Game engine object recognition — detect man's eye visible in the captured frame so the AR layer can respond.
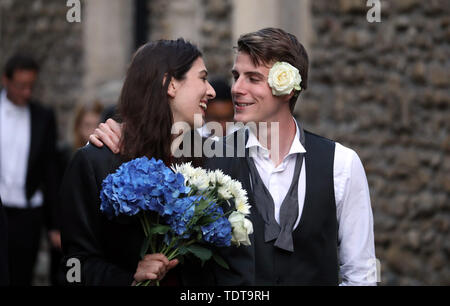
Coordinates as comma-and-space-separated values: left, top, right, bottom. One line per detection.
250, 78, 259, 82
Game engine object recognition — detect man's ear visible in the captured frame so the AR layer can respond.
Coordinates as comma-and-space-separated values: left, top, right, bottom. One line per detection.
166, 76, 178, 98
280, 90, 295, 103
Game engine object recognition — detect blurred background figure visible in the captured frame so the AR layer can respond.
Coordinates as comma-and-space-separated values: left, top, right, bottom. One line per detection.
72, 101, 104, 149
1, 0, 448, 286
52, 100, 104, 285
0, 54, 59, 286
200, 78, 234, 138
0, 196, 9, 286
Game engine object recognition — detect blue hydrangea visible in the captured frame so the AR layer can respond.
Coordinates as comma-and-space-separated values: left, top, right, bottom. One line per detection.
100, 157, 190, 219
164, 196, 198, 237
201, 205, 232, 247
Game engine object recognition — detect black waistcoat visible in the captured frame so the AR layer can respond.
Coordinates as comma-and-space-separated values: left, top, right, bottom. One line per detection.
202, 129, 338, 286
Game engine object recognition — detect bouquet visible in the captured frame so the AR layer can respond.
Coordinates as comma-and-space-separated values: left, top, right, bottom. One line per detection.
99, 157, 253, 286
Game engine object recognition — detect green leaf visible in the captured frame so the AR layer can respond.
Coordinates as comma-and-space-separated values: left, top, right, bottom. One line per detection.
177, 245, 189, 256
198, 215, 216, 226
186, 245, 212, 263
195, 198, 211, 213
149, 224, 171, 235
213, 253, 230, 270
139, 237, 152, 259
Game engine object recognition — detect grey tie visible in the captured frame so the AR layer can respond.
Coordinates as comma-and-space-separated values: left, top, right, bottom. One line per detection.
246, 125, 305, 252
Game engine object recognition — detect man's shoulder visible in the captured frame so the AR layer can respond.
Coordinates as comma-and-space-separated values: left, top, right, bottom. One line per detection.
304, 130, 359, 160
29, 100, 55, 118
304, 129, 335, 146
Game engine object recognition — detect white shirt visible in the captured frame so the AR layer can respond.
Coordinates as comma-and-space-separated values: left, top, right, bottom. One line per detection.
0, 90, 43, 208
197, 122, 241, 140
246, 118, 376, 286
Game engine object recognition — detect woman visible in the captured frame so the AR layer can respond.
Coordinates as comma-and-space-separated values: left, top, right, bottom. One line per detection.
72, 100, 104, 149
60, 39, 215, 285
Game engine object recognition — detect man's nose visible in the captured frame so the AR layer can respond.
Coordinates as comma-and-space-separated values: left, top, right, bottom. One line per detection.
231, 77, 245, 96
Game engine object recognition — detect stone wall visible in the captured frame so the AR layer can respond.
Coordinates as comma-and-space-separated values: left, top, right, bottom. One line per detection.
297, 0, 450, 285
147, 0, 233, 79
0, 0, 83, 141
200, 0, 233, 78
1, 0, 448, 286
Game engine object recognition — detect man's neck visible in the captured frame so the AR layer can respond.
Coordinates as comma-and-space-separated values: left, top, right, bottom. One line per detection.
255, 113, 297, 167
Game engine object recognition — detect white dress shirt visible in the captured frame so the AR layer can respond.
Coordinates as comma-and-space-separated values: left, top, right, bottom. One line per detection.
0, 90, 43, 208
246, 118, 376, 286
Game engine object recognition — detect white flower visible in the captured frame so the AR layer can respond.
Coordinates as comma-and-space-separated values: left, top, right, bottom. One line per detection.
172, 162, 195, 180
207, 171, 217, 186
173, 163, 211, 191
189, 167, 210, 191
218, 185, 232, 200
228, 211, 253, 246
235, 197, 251, 215
268, 61, 302, 96
214, 170, 232, 186
229, 181, 246, 199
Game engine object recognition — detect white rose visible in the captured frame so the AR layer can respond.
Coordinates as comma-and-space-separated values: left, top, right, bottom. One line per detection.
268, 62, 302, 96
228, 211, 253, 246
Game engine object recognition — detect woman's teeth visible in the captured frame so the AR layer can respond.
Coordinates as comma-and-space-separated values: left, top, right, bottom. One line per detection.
200, 102, 207, 110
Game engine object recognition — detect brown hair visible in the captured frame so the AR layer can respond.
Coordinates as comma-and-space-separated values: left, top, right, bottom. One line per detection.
237, 27, 309, 113
118, 39, 202, 165
73, 100, 104, 148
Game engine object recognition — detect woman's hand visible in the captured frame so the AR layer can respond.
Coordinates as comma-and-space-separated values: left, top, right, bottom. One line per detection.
132, 253, 179, 285
89, 118, 122, 153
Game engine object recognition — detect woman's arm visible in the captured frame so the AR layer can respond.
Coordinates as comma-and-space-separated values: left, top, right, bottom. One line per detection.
60, 148, 178, 285
60, 148, 134, 285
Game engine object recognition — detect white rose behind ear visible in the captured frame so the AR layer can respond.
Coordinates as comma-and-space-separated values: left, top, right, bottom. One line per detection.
268, 62, 302, 96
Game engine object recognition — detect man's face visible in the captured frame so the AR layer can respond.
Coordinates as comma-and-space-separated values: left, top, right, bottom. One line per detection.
231, 52, 286, 124
2, 69, 37, 106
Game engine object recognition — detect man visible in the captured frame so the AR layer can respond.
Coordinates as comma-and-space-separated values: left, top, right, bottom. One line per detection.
89, 28, 376, 285
0, 196, 8, 286
0, 54, 59, 285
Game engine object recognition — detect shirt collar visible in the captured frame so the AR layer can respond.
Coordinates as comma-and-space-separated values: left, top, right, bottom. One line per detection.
0, 90, 28, 114
245, 117, 306, 156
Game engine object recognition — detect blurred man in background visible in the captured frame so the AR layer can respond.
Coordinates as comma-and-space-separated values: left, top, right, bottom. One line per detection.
0, 196, 8, 286
0, 54, 59, 285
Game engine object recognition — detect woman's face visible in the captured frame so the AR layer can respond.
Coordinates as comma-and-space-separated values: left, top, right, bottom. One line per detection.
169, 57, 216, 127
79, 111, 101, 144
